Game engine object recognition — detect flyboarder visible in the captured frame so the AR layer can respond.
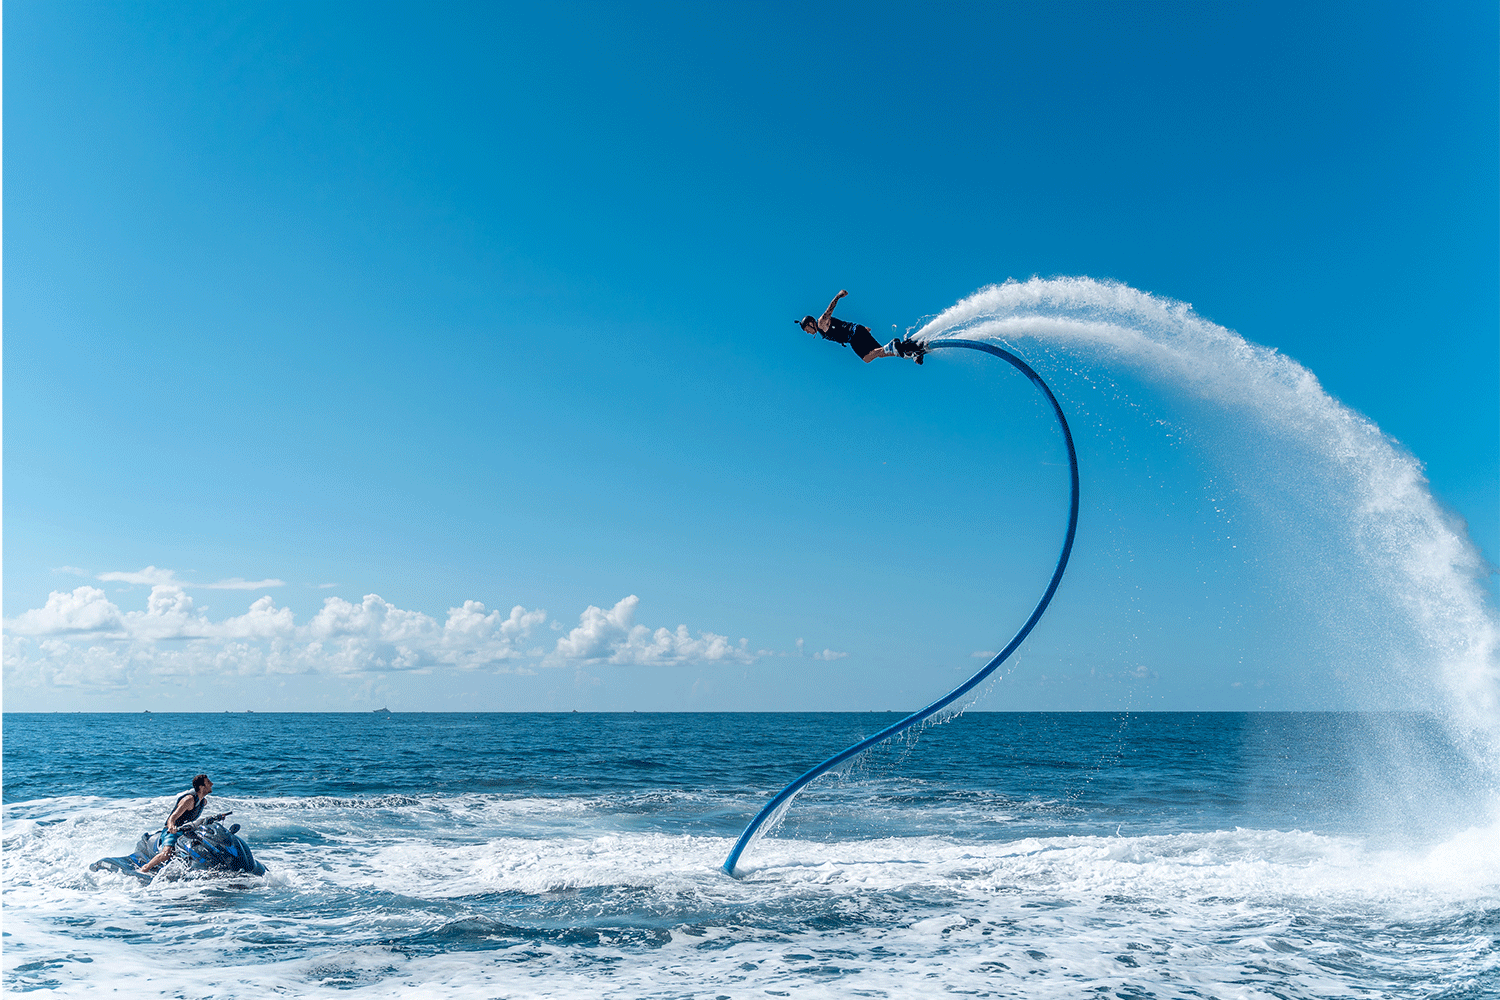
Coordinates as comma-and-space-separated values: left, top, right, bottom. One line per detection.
798, 290, 926, 364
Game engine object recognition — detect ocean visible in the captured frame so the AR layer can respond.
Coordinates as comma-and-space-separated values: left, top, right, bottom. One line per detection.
3, 711, 1497, 998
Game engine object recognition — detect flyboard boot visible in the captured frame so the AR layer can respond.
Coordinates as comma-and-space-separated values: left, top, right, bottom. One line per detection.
889, 338, 928, 364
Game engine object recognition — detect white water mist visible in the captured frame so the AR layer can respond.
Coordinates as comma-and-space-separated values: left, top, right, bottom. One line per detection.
915, 278, 1500, 774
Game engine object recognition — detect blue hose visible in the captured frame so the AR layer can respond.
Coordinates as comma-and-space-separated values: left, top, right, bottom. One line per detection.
722, 339, 1080, 876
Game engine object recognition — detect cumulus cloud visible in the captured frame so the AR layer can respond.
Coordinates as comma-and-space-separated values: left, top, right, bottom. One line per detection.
4, 585, 759, 691
302, 594, 449, 674
811, 648, 849, 661
8, 587, 126, 637
220, 595, 298, 639
127, 585, 212, 639
3, 636, 133, 690
8, 584, 295, 645
549, 596, 754, 666
552, 595, 640, 661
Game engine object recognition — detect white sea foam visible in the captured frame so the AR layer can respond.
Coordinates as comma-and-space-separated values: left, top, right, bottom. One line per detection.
914, 278, 1500, 768
5, 794, 1496, 998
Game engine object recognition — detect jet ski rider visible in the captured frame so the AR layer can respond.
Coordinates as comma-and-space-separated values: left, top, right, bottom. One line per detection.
138, 774, 217, 874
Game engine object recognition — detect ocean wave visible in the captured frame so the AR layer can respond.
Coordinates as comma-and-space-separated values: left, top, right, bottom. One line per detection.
8, 792, 1495, 998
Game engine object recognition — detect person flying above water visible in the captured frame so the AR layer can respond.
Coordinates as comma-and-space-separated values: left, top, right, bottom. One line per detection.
799, 290, 927, 364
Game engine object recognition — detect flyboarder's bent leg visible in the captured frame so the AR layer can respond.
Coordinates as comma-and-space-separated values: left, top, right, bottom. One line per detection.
864, 339, 927, 363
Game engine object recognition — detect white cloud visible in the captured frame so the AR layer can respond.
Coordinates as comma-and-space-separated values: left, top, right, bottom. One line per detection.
811, 648, 848, 661
302, 594, 442, 674
549, 595, 754, 666
4, 585, 759, 692
51, 566, 89, 577
3, 636, 132, 690
552, 595, 639, 661
614, 624, 753, 665
219, 595, 298, 639
97, 566, 180, 587
308, 594, 436, 642
8, 587, 126, 636
126, 585, 212, 639
445, 601, 547, 643
95, 565, 284, 591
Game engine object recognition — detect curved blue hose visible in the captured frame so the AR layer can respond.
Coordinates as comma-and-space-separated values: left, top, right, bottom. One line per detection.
722, 339, 1080, 876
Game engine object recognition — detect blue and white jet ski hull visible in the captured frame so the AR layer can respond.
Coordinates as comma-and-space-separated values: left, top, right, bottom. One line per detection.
90, 820, 267, 880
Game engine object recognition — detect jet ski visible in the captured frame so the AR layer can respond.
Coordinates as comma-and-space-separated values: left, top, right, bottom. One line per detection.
89, 812, 267, 881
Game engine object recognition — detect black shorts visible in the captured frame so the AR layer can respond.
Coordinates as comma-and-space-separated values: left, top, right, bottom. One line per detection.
848, 325, 880, 359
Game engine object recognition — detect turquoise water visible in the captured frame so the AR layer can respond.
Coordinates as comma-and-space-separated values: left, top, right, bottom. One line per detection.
4, 712, 1497, 997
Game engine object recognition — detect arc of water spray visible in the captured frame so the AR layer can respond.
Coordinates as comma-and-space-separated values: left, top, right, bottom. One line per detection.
722, 339, 1081, 876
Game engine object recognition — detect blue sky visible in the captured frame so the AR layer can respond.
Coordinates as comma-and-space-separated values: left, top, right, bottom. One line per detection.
5, 1, 1496, 713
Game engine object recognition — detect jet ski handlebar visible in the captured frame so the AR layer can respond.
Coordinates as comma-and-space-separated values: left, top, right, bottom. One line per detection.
180, 811, 232, 833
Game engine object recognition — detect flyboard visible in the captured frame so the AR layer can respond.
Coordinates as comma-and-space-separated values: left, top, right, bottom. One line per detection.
722, 338, 1080, 876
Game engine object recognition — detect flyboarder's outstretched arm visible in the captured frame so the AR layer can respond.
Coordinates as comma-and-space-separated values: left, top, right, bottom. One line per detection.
817, 289, 848, 333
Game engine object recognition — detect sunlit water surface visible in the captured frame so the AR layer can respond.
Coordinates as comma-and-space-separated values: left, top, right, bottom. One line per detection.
4, 712, 1497, 998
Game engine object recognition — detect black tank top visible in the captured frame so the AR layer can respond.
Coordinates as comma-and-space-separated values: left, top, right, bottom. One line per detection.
818, 316, 857, 345
168, 789, 206, 827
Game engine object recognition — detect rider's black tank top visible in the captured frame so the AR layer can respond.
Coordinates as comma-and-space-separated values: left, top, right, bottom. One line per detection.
168, 790, 206, 827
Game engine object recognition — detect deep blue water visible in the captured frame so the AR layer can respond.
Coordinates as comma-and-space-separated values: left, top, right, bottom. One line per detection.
3, 712, 1496, 998
4, 711, 1487, 837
